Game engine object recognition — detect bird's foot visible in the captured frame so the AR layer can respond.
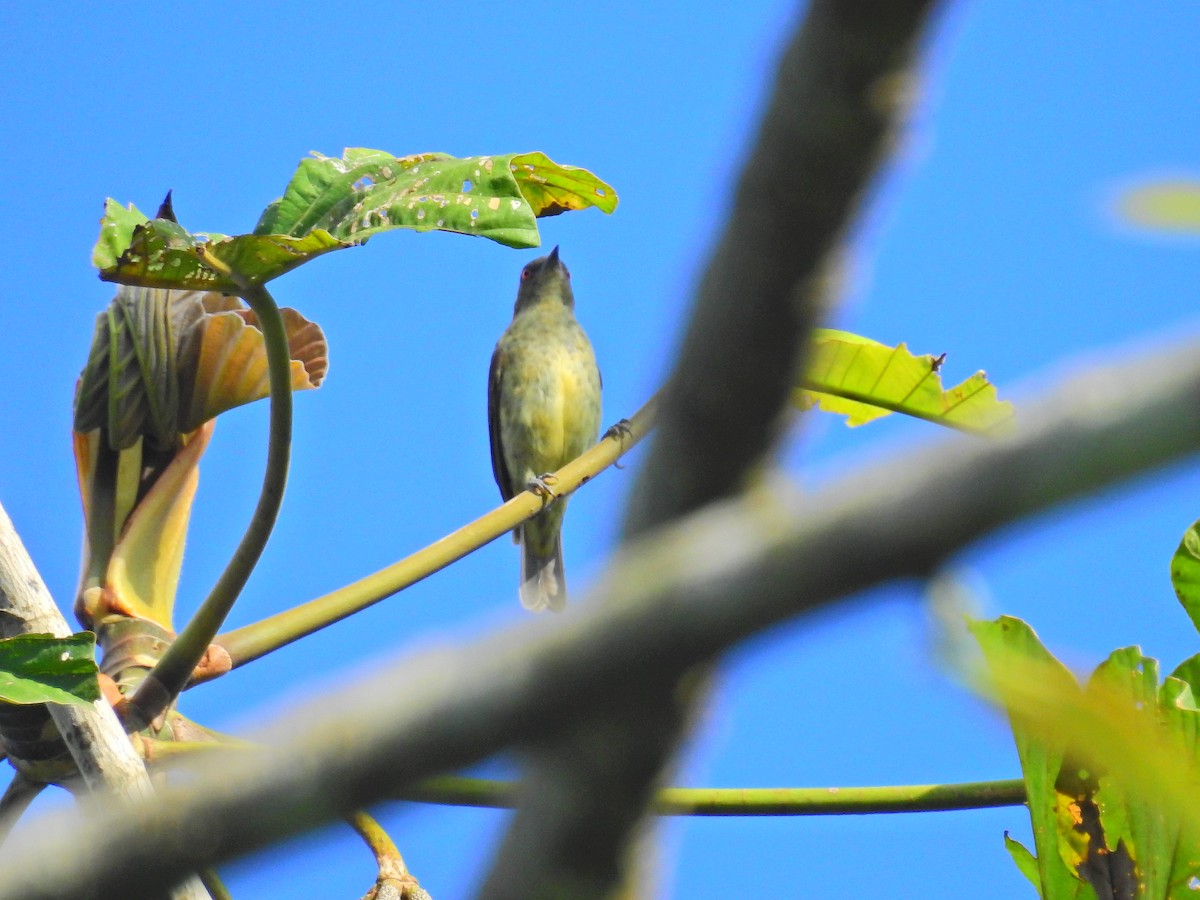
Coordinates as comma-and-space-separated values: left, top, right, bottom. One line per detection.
604, 418, 634, 468
527, 473, 559, 505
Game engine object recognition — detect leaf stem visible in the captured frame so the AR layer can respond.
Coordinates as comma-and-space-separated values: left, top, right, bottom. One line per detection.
128, 248, 293, 725
397, 775, 1027, 815
211, 395, 659, 673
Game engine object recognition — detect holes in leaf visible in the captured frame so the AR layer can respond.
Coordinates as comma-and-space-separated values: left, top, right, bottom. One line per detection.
462, 179, 473, 193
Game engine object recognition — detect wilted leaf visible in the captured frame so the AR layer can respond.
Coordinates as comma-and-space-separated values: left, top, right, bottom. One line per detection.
104, 422, 213, 627
0, 634, 100, 708
181, 301, 327, 430
796, 330, 1014, 435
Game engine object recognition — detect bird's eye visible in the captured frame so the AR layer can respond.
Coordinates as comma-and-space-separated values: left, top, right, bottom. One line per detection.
521, 267, 532, 281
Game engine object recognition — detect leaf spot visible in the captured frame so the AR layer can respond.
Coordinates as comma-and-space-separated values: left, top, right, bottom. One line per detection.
488, 197, 501, 210
511, 199, 522, 210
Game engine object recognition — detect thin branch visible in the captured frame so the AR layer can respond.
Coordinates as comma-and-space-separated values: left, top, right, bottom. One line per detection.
4, 332, 1200, 899
397, 775, 1027, 815
211, 395, 658, 673
128, 262, 294, 726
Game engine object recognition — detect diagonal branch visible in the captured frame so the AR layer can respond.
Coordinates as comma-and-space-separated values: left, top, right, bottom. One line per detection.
211, 395, 658, 672
4, 331, 1200, 899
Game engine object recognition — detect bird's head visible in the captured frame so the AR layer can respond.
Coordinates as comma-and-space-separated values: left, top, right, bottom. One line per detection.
513, 245, 575, 314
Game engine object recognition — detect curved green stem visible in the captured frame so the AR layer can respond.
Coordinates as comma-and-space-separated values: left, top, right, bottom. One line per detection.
128, 250, 293, 725
209, 394, 660, 673
397, 775, 1027, 816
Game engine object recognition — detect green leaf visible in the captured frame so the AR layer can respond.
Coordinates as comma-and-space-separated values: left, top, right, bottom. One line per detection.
969, 616, 1094, 900
797, 329, 1015, 435
0, 634, 100, 708
1118, 181, 1200, 233
256, 148, 618, 249
96, 150, 617, 290
97, 216, 347, 292
1004, 833, 1043, 897
92, 199, 152, 270
1171, 520, 1200, 636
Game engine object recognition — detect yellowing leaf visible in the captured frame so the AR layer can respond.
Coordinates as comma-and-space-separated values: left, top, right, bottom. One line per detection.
509, 151, 618, 217
796, 329, 1014, 435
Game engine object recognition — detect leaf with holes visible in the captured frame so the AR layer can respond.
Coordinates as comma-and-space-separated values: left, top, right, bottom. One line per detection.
255, 148, 617, 249
0, 634, 101, 708
795, 329, 1015, 435
95, 206, 347, 292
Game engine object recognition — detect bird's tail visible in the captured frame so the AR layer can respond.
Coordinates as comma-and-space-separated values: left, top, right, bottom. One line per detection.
519, 530, 566, 612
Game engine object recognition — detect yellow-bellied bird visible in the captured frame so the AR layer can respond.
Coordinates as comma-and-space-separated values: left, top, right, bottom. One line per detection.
489, 246, 602, 611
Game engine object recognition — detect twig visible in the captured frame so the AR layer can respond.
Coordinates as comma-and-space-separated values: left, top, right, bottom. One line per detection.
396, 775, 1027, 815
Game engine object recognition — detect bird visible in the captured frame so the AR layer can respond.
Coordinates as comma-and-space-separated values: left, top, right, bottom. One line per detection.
488, 246, 602, 611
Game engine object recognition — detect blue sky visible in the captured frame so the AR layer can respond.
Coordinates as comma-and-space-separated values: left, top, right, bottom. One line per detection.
2, 2, 1200, 897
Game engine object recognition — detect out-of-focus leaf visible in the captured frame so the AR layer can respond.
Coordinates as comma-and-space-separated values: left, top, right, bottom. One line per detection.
796, 330, 1014, 435
969, 617, 1093, 899
971, 618, 1200, 899
1171, 520, 1200, 636
1118, 181, 1200, 233
255, 148, 617, 249
104, 422, 213, 627
1005, 833, 1043, 896
0, 634, 100, 708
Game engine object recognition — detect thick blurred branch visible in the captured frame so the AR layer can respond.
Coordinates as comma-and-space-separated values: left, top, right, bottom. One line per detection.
482, 0, 943, 895
6, 331, 1200, 899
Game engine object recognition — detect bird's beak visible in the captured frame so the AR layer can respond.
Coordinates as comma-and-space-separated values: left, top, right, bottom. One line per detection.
548, 245, 561, 266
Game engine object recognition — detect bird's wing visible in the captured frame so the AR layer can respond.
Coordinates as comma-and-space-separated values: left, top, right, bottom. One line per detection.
487, 342, 515, 502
